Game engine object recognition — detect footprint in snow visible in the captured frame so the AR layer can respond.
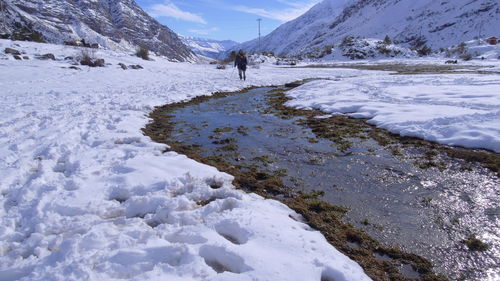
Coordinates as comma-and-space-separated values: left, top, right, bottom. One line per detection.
199, 245, 252, 274
215, 220, 251, 245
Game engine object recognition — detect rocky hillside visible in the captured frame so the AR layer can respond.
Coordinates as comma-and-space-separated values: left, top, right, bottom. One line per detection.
1, 0, 195, 62
233, 0, 499, 56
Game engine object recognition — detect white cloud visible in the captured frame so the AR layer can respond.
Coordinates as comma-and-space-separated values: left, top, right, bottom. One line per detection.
149, 1, 207, 24
188, 27, 220, 35
233, 1, 320, 22
276, 0, 311, 8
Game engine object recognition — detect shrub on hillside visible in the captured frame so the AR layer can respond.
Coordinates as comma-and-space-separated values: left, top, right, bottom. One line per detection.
410, 36, 427, 50
457, 42, 467, 54
324, 45, 333, 55
10, 27, 45, 43
383, 35, 392, 45
445, 42, 469, 58
261, 51, 275, 57
376, 45, 391, 55
136, 46, 149, 60
340, 35, 356, 48
459, 53, 473, 61
417, 45, 432, 56
220, 51, 237, 64
79, 49, 105, 67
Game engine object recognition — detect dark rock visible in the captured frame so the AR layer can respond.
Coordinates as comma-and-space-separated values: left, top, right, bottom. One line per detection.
37, 53, 56, 60
14, 55, 22, 60
129, 64, 143, 70
64, 41, 79, 47
64, 56, 74, 60
90, 43, 99, 49
285, 82, 302, 88
23, 56, 29, 60
81, 58, 105, 67
93, 59, 105, 67
80, 57, 92, 66
69, 66, 81, 70
5, 48, 21, 55
80, 39, 91, 48
118, 63, 128, 70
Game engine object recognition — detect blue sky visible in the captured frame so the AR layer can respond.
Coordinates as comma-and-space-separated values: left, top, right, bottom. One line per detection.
135, 0, 322, 43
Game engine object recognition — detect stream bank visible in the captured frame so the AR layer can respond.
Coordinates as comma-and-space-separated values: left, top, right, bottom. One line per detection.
143, 81, 499, 281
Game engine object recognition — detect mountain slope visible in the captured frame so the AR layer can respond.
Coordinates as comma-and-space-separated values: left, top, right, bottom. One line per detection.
180, 36, 238, 58
234, 0, 500, 56
234, 0, 352, 56
1, 0, 195, 61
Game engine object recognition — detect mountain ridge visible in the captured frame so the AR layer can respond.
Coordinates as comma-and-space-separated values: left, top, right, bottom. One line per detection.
180, 36, 239, 59
1, 0, 196, 62
232, 0, 500, 57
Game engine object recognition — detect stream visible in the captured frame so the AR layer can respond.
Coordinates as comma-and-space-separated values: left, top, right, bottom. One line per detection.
162, 86, 499, 281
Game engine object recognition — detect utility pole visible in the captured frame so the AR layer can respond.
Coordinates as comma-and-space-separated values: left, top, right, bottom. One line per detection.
257, 18, 261, 54
478, 20, 483, 39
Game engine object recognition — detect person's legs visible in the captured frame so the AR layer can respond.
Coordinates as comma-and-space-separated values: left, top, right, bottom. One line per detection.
238, 69, 243, 80
243, 70, 246, 80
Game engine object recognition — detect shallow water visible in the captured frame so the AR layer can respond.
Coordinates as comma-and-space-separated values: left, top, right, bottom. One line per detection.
167, 87, 499, 281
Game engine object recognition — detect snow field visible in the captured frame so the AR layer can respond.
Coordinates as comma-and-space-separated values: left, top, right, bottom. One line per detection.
286, 73, 500, 153
0, 39, 371, 281
1, 38, 498, 281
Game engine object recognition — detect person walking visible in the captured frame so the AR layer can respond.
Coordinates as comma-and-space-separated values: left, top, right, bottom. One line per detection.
234, 50, 248, 80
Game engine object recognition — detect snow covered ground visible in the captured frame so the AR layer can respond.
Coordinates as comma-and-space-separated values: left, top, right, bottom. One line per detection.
286, 70, 500, 153
0, 39, 371, 281
1, 39, 499, 281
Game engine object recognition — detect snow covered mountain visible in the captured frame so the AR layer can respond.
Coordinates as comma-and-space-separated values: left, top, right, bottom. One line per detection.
234, 0, 500, 56
180, 36, 239, 59
1, 0, 195, 61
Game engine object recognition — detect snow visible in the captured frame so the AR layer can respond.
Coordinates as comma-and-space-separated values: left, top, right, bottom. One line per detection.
0, 39, 372, 281
286, 70, 500, 152
2, 38, 499, 281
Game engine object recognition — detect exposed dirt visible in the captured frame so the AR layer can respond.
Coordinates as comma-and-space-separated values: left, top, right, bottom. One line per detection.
296, 63, 500, 75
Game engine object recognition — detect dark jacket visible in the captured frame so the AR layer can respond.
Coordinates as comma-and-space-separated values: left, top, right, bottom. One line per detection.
234, 54, 248, 71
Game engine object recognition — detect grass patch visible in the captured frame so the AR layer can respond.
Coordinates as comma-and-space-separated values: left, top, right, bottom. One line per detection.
360, 219, 371, 226
298, 63, 498, 75
212, 138, 236, 145
298, 190, 325, 199
237, 126, 249, 136
251, 155, 274, 164
308, 137, 319, 143
217, 144, 238, 152
213, 127, 233, 134
463, 235, 489, 251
